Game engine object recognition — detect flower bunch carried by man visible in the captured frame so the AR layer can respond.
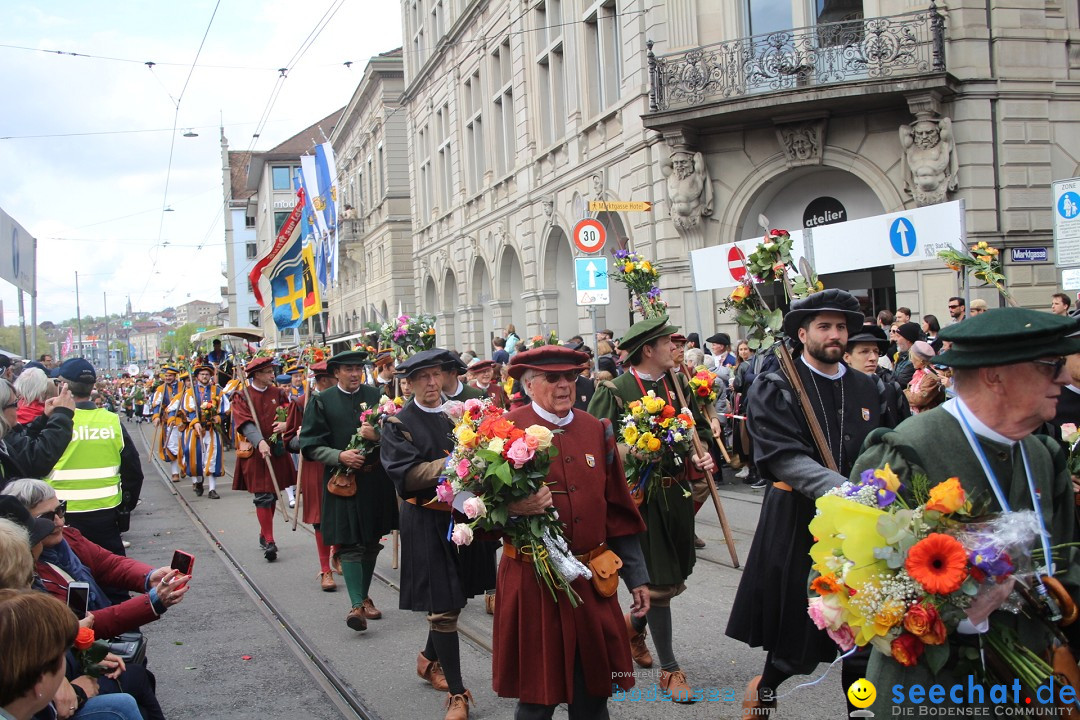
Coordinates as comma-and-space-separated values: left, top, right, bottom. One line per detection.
441, 395, 591, 605
619, 391, 696, 505
380, 313, 438, 358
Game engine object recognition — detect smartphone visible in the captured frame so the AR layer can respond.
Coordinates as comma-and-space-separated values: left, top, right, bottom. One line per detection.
67, 582, 90, 620
171, 550, 195, 576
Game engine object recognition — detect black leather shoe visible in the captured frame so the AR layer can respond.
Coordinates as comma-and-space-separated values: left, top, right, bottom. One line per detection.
193, 481, 204, 497
264, 542, 278, 562
259, 534, 268, 549
208, 490, 220, 499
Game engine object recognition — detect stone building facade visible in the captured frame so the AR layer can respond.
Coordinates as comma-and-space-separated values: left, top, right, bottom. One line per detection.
395, 0, 1080, 347
327, 49, 416, 338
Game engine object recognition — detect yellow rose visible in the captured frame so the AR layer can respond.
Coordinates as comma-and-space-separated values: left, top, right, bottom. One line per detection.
926, 477, 966, 514
873, 599, 907, 634
641, 260, 653, 273
730, 284, 751, 302
455, 426, 478, 448
622, 426, 639, 445
637, 432, 654, 450
524, 425, 554, 451
624, 262, 635, 273
647, 437, 662, 453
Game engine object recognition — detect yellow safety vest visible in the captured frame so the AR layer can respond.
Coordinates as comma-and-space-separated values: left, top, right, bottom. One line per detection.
47, 408, 125, 513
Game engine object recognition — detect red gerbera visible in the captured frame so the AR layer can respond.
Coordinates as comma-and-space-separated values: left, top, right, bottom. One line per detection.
905, 533, 968, 595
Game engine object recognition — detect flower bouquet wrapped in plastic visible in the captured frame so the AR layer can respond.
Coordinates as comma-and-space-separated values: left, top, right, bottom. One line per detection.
618, 390, 695, 505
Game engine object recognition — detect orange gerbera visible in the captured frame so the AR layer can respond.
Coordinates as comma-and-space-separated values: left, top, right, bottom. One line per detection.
905, 533, 968, 595
810, 573, 843, 596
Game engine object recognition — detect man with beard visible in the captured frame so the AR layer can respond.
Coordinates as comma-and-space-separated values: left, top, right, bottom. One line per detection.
380, 349, 497, 720
300, 349, 399, 629
178, 364, 229, 498
588, 315, 716, 703
727, 290, 881, 719
150, 365, 183, 482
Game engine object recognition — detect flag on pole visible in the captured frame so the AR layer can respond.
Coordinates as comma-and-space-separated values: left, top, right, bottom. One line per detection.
250, 188, 305, 307
314, 143, 339, 285
62, 327, 73, 356
294, 170, 326, 290
265, 233, 322, 331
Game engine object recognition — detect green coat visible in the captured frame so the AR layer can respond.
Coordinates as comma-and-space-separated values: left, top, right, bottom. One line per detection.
587, 370, 710, 587
299, 385, 399, 546
850, 404, 1080, 714
449, 383, 485, 401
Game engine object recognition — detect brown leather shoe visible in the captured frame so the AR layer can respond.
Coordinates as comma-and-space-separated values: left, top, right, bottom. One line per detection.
417, 651, 449, 691
443, 690, 472, 720
346, 606, 367, 631
659, 669, 695, 704
319, 572, 336, 592
741, 675, 776, 719
361, 597, 382, 619
625, 613, 653, 668
170, 474, 181, 483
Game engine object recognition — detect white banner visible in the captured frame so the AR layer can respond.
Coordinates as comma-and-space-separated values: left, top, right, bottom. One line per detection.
690, 200, 966, 292
0, 205, 36, 294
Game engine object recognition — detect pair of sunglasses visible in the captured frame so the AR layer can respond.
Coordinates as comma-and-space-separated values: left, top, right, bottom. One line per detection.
37, 500, 67, 521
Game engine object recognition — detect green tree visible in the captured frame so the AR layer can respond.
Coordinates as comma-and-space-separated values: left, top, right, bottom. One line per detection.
0, 327, 52, 357
158, 323, 199, 359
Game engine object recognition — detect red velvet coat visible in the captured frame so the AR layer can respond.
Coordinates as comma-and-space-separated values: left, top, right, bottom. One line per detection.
284, 394, 325, 524
36, 527, 159, 639
231, 384, 296, 493
492, 405, 646, 705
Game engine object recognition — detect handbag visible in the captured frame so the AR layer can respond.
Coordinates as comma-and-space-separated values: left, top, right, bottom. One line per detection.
235, 433, 253, 459
107, 631, 147, 666
327, 471, 357, 497
588, 549, 623, 598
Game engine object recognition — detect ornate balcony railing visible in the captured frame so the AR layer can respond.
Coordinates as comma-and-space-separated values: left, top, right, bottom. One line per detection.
648, 3, 946, 112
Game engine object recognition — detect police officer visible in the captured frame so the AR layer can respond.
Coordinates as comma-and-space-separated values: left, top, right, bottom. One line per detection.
45, 359, 143, 558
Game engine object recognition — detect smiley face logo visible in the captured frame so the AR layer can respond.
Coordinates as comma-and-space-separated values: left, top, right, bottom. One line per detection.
847, 678, 876, 709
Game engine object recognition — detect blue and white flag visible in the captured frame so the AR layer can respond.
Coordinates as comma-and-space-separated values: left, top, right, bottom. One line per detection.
294, 170, 326, 290
314, 142, 339, 285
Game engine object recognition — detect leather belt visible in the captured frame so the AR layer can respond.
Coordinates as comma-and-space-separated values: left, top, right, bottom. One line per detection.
502, 540, 607, 565
773, 481, 793, 492
405, 497, 452, 512
659, 476, 678, 488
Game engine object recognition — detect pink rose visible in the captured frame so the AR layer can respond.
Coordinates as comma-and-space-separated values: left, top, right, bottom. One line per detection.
523, 433, 540, 452
462, 496, 487, 519
827, 624, 856, 651
807, 595, 843, 630
451, 523, 474, 546
435, 481, 455, 504
505, 438, 536, 468
443, 401, 465, 421
455, 458, 471, 479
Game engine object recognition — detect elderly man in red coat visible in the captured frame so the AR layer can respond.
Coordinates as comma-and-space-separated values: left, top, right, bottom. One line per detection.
495, 346, 649, 719
232, 356, 296, 562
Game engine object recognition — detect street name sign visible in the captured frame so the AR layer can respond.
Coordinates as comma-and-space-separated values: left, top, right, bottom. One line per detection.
587, 201, 653, 212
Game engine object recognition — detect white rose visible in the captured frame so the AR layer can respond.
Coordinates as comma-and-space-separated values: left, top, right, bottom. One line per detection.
451, 523, 474, 546
524, 425, 554, 451
487, 437, 505, 454
462, 496, 487, 520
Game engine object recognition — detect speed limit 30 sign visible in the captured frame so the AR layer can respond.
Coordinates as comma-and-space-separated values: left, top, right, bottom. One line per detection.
573, 218, 606, 254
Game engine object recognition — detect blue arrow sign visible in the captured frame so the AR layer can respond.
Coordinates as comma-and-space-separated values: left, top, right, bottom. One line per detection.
889, 217, 917, 257
575, 257, 609, 305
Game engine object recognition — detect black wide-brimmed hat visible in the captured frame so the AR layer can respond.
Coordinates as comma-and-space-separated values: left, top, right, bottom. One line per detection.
935, 307, 1080, 368
781, 289, 864, 339
396, 349, 454, 378
846, 324, 889, 350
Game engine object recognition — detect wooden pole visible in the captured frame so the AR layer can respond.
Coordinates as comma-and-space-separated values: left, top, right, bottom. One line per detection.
238, 382, 292, 522
668, 370, 740, 568
291, 453, 304, 531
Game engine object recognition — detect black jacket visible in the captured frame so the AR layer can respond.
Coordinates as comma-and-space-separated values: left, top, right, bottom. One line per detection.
4, 407, 74, 481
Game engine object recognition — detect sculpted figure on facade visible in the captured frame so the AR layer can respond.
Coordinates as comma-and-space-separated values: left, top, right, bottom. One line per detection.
661, 147, 713, 230
775, 119, 825, 167
900, 116, 958, 206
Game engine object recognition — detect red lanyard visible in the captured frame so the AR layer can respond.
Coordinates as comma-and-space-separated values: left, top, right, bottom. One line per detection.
630, 368, 673, 406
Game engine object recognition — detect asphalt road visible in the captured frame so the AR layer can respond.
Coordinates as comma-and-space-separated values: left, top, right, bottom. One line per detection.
124, 419, 848, 720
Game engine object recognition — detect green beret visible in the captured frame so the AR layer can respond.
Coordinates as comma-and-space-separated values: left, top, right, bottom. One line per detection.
618, 315, 680, 359
326, 349, 369, 366
935, 307, 1080, 368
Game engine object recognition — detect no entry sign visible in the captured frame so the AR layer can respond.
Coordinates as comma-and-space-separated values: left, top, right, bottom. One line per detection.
573, 218, 606, 254
728, 245, 747, 282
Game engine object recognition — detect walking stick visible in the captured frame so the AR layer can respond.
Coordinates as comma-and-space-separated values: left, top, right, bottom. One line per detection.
668, 370, 740, 568
291, 453, 304, 531
238, 382, 292, 522
392, 528, 400, 570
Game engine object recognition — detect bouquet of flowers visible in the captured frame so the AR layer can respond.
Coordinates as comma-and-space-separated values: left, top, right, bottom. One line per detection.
1058, 423, 1080, 479
808, 466, 1063, 690
687, 368, 719, 405
938, 241, 1011, 304
267, 406, 289, 445
439, 397, 591, 606
73, 627, 111, 678
619, 390, 696, 504
528, 331, 560, 350
380, 314, 438, 357
198, 400, 220, 430
610, 249, 667, 319
352, 395, 405, 456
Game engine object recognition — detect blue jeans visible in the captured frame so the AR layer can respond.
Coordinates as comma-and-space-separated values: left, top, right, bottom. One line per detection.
73, 694, 141, 720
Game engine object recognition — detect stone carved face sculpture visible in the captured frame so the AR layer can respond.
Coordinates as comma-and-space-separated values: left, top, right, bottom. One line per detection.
913, 121, 940, 149
788, 132, 815, 160
541, 199, 553, 218
671, 153, 694, 180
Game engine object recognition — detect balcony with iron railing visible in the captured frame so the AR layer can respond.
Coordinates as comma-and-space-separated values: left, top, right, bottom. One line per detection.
644, 3, 951, 131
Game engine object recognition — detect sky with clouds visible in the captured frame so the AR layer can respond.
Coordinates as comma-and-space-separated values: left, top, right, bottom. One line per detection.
0, 0, 403, 326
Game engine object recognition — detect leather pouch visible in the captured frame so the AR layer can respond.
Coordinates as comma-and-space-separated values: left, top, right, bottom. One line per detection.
589, 549, 622, 598
235, 433, 254, 459
327, 471, 357, 497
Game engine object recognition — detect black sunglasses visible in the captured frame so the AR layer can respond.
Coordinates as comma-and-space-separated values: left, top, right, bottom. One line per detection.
1031, 357, 1067, 376
37, 500, 66, 521
541, 371, 579, 384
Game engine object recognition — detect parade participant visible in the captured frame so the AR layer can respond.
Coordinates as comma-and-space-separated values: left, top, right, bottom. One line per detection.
300, 349, 399, 627
149, 365, 183, 482
442, 356, 484, 401
587, 315, 716, 702
178, 364, 229, 499
726, 290, 880, 719
380, 349, 497, 720
46, 359, 143, 559
373, 348, 398, 397
850, 307, 1080, 715
466, 360, 507, 408
843, 324, 909, 428
284, 361, 337, 590
206, 339, 227, 371
231, 356, 296, 562
495, 346, 649, 719
286, 362, 306, 403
